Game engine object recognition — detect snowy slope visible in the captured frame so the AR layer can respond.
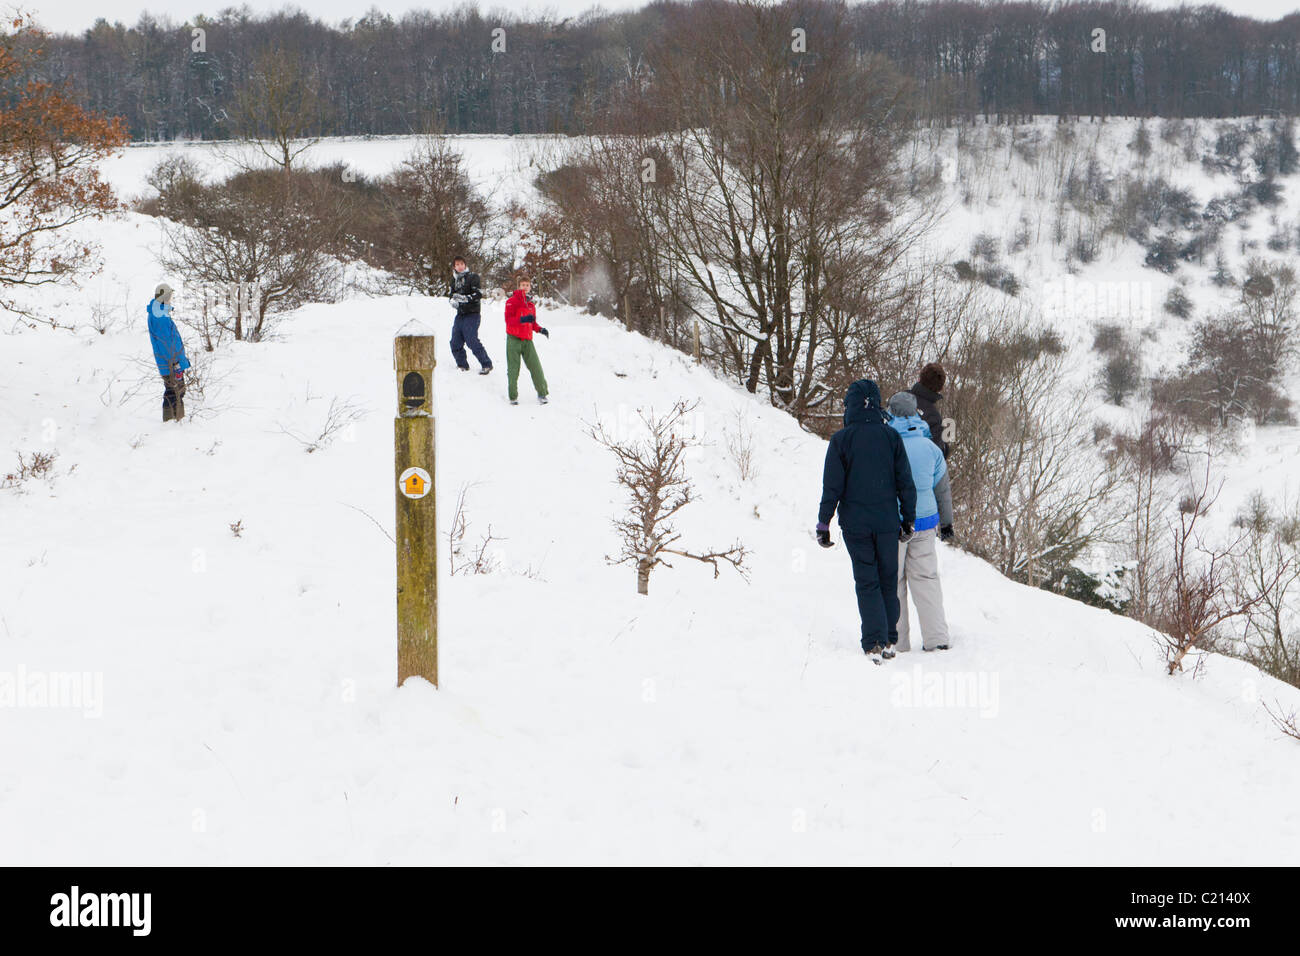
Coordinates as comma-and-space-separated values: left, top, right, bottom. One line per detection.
101, 134, 548, 206
913, 117, 1300, 527
4, 206, 1300, 864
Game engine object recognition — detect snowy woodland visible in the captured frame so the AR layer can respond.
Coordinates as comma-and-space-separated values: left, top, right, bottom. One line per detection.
4, 1, 1300, 866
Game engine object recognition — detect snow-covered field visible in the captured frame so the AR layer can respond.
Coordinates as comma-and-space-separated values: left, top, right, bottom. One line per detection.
3, 124, 1300, 865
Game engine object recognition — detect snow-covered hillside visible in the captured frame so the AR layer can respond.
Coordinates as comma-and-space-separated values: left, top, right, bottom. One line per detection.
4, 123, 1300, 864
914, 117, 1300, 524
4, 200, 1300, 864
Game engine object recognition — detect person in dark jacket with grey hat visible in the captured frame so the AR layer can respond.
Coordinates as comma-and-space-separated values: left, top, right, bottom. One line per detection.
909, 362, 950, 459
816, 379, 917, 663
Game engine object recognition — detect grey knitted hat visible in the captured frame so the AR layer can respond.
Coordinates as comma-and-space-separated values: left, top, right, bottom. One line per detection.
887, 391, 918, 418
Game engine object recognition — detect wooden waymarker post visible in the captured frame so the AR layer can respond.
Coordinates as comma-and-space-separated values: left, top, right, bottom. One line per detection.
394, 331, 437, 687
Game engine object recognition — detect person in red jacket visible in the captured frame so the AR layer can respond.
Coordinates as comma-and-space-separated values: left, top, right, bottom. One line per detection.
503, 276, 550, 405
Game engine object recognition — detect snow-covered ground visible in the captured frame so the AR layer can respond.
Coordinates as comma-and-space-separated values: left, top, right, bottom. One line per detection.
3, 124, 1300, 864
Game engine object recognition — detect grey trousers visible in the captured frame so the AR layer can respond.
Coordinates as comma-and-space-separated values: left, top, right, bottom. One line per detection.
896, 527, 950, 651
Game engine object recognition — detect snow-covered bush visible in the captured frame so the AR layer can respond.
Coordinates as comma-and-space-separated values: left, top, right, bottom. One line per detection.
1164, 286, 1193, 319
147, 163, 343, 341
1152, 314, 1293, 427
1144, 234, 1180, 274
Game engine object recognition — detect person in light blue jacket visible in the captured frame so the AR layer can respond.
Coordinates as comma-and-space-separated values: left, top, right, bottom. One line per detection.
147, 283, 190, 421
887, 390, 954, 652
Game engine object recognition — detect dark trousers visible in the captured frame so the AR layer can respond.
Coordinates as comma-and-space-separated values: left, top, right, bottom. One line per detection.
842, 530, 901, 651
162, 374, 185, 422
450, 314, 492, 369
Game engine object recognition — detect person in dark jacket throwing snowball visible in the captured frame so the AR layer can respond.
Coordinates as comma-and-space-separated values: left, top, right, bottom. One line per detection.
147, 283, 190, 422
817, 379, 917, 664
448, 255, 493, 374
503, 275, 550, 406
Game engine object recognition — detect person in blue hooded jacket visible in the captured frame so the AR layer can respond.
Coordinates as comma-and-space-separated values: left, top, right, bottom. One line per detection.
816, 379, 917, 662
147, 283, 190, 421
887, 391, 954, 652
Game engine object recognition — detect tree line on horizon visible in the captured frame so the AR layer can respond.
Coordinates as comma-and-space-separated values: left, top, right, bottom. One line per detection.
34, 0, 1300, 142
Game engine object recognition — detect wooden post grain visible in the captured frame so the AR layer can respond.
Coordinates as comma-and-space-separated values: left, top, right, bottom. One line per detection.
394, 333, 438, 687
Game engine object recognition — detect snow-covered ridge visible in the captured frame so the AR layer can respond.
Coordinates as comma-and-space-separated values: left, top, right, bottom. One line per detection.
2, 124, 1299, 864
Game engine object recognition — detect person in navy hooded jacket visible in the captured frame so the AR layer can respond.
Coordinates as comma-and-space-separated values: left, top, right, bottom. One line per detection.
147, 283, 190, 421
816, 379, 917, 663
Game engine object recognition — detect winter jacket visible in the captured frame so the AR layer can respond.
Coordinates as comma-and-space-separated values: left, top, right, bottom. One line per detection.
147, 299, 191, 377
504, 289, 540, 340
909, 381, 949, 458
819, 379, 917, 534
449, 269, 482, 317
888, 414, 952, 532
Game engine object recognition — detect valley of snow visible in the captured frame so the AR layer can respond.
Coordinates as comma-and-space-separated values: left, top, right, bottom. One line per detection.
3, 122, 1300, 864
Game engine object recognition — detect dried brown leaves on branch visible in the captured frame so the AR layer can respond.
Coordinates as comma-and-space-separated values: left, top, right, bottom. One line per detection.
0, 17, 127, 302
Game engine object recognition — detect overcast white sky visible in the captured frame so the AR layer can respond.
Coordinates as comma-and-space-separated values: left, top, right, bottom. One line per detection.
28, 0, 1300, 35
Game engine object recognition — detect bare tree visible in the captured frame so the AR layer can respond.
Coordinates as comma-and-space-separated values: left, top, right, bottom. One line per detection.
1153, 312, 1293, 427
1106, 412, 1191, 624
363, 136, 503, 296
947, 318, 1122, 588
1232, 495, 1300, 687
630, 0, 927, 418
1239, 257, 1298, 372
226, 47, 328, 176
589, 400, 747, 595
1150, 463, 1290, 675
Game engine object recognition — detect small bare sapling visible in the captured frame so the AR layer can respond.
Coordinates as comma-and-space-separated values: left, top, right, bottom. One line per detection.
589, 400, 747, 595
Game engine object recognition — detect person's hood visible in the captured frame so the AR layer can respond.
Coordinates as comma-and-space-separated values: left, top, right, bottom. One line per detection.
843, 379, 884, 426
911, 381, 942, 403
888, 413, 932, 438
147, 299, 171, 319
509, 288, 529, 300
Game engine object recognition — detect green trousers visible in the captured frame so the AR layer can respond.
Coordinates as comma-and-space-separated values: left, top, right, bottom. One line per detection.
506, 336, 548, 401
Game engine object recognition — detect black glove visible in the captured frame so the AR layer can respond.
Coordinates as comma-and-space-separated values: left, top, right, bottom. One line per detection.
939, 524, 955, 543
538, 327, 550, 338
899, 521, 914, 542
816, 528, 834, 549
